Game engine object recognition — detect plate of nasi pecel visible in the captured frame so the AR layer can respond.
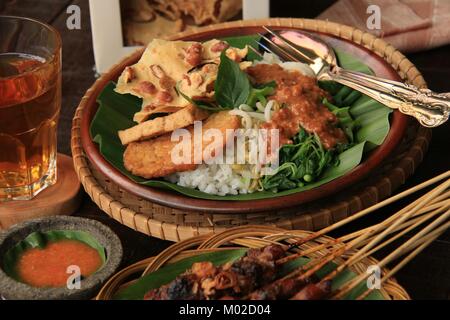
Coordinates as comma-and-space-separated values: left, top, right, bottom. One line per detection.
79, 21, 409, 214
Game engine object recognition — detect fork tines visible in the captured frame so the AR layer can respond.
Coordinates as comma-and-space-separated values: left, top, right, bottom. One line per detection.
258, 26, 315, 64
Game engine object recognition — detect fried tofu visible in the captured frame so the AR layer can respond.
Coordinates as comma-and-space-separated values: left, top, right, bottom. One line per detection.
118, 105, 210, 145
133, 105, 181, 124
124, 111, 240, 179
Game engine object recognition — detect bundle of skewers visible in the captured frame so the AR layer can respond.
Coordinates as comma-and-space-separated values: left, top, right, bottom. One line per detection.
97, 171, 450, 300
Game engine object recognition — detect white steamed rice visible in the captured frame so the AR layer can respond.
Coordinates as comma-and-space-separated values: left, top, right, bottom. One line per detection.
166, 164, 254, 196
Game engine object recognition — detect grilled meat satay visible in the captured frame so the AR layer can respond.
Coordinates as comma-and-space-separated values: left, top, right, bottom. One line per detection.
215, 245, 285, 296
248, 277, 310, 300
290, 280, 332, 300
144, 273, 201, 300
218, 278, 331, 301
144, 244, 286, 300
144, 261, 217, 300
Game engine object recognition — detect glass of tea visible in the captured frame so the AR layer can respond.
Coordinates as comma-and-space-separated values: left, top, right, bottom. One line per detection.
0, 16, 62, 201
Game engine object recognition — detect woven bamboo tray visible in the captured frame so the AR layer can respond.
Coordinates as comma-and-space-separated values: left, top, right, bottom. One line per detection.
71, 18, 431, 241
95, 226, 410, 300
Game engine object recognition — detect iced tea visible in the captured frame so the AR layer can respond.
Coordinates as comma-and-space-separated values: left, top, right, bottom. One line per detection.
0, 17, 61, 201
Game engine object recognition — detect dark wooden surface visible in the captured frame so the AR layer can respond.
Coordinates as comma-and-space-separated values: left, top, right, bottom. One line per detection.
1, 0, 449, 299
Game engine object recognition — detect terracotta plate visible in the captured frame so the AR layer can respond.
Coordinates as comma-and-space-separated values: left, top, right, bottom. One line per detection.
80, 26, 408, 214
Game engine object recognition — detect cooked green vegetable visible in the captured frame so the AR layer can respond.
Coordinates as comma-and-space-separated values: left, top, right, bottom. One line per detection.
323, 96, 357, 143
245, 81, 276, 108
262, 85, 361, 193
262, 129, 342, 192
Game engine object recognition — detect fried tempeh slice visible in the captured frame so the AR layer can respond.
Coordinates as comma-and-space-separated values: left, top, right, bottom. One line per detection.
124, 111, 240, 179
118, 105, 210, 145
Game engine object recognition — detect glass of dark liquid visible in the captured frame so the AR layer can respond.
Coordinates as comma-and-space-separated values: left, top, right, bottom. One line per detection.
0, 16, 61, 201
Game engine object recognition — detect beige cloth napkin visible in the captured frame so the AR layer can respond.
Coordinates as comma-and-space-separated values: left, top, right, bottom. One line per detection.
318, 0, 450, 52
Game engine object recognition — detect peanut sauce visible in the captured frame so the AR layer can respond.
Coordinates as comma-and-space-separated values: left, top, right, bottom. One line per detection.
246, 64, 346, 149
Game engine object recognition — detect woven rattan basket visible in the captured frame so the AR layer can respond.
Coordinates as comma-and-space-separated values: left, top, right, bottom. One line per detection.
71, 18, 431, 241
95, 225, 410, 300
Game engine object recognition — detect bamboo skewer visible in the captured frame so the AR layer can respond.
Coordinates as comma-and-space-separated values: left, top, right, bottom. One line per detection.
113, 174, 450, 301
277, 176, 450, 263
351, 221, 450, 300
331, 207, 450, 299
356, 221, 450, 300
243, 210, 449, 301
346, 202, 450, 266
274, 175, 450, 300
289, 171, 450, 249
383, 222, 450, 277
285, 199, 442, 281
330, 179, 450, 272
277, 196, 450, 266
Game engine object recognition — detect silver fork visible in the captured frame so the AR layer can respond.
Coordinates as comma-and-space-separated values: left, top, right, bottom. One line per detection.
251, 26, 450, 128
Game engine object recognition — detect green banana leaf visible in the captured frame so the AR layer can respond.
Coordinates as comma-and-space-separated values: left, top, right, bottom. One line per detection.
2, 230, 106, 282
90, 35, 392, 200
114, 248, 384, 300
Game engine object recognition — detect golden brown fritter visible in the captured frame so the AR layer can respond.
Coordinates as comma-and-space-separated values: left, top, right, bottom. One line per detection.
118, 105, 210, 145
123, 111, 240, 179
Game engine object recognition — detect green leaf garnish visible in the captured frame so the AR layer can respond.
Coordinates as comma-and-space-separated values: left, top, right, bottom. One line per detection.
214, 51, 251, 109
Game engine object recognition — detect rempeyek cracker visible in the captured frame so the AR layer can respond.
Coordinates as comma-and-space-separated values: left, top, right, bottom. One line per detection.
115, 39, 248, 123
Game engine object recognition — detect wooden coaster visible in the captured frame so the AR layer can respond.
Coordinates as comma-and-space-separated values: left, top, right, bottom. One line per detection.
0, 154, 82, 230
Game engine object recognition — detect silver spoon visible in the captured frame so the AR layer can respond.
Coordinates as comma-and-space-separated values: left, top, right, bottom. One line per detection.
259, 27, 450, 128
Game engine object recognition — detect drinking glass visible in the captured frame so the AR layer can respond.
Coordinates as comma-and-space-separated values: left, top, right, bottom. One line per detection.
0, 16, 62, 201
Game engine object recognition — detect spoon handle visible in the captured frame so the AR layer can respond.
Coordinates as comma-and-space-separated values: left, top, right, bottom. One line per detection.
322, 66, 450, 127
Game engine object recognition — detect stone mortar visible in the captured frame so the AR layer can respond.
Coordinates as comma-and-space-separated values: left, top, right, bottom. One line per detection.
0, 216, 123, 300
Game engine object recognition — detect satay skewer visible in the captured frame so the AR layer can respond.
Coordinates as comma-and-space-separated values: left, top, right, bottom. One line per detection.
331, 209, 450, 299
248, 188, 449, 296
285, 171, 450, 250
356, 223, 448, 300
273, 182, 450, 300
143, 175, 450, 301
276, 194, 450, 266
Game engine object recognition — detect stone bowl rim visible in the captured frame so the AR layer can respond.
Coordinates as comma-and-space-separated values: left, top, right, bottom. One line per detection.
0, 216, 123, 300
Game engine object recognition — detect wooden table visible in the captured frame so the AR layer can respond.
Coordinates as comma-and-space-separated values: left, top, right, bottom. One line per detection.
2, 0, 449, 299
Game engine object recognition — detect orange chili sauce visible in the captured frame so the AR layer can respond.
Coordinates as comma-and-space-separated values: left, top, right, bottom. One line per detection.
16, 239, 103, 288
